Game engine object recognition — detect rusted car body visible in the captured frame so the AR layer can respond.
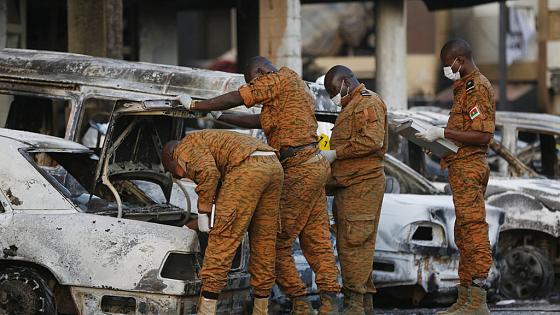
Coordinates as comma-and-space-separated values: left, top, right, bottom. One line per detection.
0, 48, 254, 144
0, 101, 255, 314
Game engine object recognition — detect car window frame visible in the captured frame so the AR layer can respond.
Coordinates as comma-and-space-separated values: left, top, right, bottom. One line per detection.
0, 89, 79, 139
514, 127, 559, 178
0, 189, 12, 213
18, 148, 80, 204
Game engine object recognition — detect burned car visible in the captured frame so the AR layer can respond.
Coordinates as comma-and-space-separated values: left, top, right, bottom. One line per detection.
0, 48, 256, 146
390, 110, 560, 299
493, 111, 560, 180
0, 100, 253, 314
408, 107, 560, 179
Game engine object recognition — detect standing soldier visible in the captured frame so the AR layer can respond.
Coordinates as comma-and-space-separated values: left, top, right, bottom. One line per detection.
179, 56, 341, 315
415, 38, 494, 315
323, 66, 388, 315
161, 130, 284, 315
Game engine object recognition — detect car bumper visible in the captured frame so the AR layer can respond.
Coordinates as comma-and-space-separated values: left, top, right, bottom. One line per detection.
373, 250, 499, 294
71, 286, 250, 315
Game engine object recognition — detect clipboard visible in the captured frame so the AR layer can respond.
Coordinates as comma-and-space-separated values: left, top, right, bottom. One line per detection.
395, 119, 459, 158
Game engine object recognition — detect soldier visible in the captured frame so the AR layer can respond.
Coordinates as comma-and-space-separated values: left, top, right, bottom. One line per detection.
179, 56, 341, 315
161, 130, 284, 315
415, 39, 494, 315
322, 66, 388, 315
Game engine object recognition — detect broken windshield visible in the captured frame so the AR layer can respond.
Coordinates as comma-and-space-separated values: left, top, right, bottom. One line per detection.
23, 150, 188, 223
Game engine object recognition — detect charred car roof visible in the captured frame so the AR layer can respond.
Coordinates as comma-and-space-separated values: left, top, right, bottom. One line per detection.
0, 48, 245, 100
0, 128, 90, 152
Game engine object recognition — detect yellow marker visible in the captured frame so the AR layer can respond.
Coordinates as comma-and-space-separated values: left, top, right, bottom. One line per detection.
318, 133, 330, 150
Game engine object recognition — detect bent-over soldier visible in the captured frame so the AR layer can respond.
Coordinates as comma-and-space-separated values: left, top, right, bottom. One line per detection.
161, 130, 283, 315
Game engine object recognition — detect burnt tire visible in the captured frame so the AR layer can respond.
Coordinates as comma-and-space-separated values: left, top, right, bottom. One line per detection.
498, 245, 554, 299
0, 266, 56, 315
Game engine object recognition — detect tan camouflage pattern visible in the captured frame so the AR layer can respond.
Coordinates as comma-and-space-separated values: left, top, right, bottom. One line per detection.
443, 70, 495, 285
448, 158, 492, 285
238, 66, 339, 297
329, 84, 387, 295
442, 69, 495, 168
238, 67, 319, 151
173, 130, 274, 213
333, 175, 384, 295
275, 155, 341, 297
330, 84, 388, 187
200, 154, 284, 297
171, 130, 283, 296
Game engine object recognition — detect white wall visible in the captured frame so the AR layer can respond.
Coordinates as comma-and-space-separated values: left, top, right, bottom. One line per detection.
449, 0, 538, 65
138, 3, 178, 65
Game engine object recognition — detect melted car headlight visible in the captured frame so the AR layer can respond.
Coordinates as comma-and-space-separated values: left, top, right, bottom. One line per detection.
407, 222, 447, 249
160, 252, 198, 281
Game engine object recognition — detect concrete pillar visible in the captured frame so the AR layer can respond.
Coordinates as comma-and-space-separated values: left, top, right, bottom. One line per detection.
0, 0, 6, 48
375, 0, 407, 110
67, 0, 123, 59
259, 0, 302, 74
538, 0, 551, 113
0, 0, 8, 128
138, 2, 177, 65
237, 1, 259, 72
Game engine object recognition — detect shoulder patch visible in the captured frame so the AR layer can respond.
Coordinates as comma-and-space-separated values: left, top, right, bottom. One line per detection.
360, 90, 372, 97
466, 79, 475, 93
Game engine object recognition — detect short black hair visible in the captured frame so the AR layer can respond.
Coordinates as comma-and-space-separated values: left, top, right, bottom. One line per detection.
440, 38, 473, 60
325, 65, 355, 83
324, 65, 358, 92
245, 56, 274, 76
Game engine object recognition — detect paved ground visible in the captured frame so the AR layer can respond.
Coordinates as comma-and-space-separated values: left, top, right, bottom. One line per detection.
377, 300, 560, 314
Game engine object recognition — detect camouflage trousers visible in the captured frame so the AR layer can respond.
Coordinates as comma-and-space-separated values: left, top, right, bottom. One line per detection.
200, 155, 284, 297
333, 172, 384, 295
275, 155, 341, 297
448, 157, 492, 286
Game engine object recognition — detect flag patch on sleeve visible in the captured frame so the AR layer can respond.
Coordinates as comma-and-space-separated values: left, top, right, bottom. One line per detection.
469, 106, 480, 120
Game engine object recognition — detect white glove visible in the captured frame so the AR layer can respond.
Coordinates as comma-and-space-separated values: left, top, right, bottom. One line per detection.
320, 150, 337, 164
206, 111, 222, 120
177, 94, 195, 110
415, 127, 445, 142
198, 213, 210, 233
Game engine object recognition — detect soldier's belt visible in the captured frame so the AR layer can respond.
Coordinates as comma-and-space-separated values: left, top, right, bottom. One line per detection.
279, 142, 318, 161
250, 151, 276, 156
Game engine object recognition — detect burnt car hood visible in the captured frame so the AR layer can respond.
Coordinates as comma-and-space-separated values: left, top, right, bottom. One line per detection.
375, 194, 504, 254
487, 178, 560, 212
94, 99, 192, 200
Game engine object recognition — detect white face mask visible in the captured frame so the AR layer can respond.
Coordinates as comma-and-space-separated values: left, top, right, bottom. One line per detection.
443, 58, 461, 81
331, 80, 349, 106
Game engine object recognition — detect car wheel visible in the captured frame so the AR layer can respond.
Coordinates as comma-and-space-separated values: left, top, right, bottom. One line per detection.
0, 266, 56, 315
498, 245, 554, 299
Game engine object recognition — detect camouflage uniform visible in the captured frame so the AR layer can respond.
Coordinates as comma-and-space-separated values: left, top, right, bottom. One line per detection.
239, 67, 340, 297
173, 130, 284, 297
442, 69, 495, 286
330, 84, 388, 296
